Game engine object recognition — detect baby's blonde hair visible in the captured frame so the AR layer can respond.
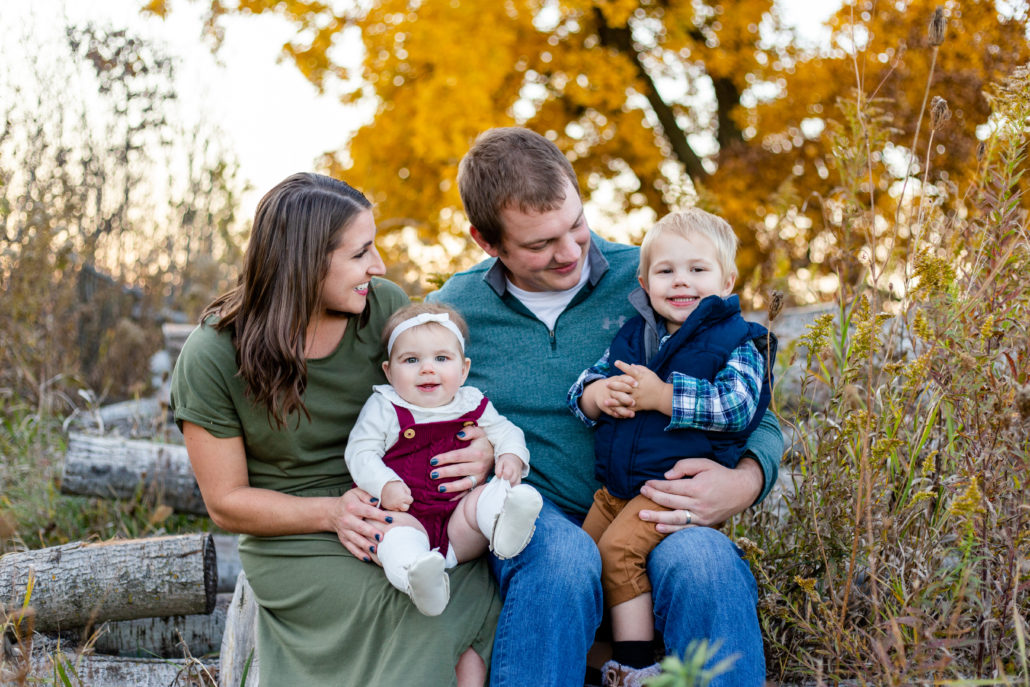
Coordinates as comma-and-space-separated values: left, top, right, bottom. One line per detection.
639, 208, 739, 284
381, 301, 470, 348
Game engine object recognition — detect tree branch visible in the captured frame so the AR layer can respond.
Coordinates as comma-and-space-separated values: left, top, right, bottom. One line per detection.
594, 8, 709, 181
712, 76, 744, 148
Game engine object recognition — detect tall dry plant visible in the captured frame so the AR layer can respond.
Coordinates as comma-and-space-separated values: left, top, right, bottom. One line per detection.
0, 21, 247, 411
737, 9, 1030, 684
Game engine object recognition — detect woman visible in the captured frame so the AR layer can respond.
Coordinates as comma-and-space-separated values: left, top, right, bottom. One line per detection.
171, 173, 501, 685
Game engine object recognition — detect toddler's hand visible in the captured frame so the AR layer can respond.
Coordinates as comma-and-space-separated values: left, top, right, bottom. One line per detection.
380, 480, 412, 511
494, 453, 524, 485
602, 375, 638, 411
581, 377, 635, 420
613, 360, 672, 414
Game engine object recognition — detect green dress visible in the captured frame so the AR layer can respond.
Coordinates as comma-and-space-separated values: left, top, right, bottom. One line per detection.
171, 278, 501, 686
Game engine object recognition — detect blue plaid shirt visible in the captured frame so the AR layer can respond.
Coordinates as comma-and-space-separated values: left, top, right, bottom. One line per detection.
567, 336, 765, 432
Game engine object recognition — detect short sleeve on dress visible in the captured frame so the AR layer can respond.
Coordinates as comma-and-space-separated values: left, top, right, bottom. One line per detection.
170, 322, 245, 439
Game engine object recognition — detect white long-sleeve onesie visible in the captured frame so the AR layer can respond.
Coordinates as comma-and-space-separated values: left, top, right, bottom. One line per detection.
345, 384, 531, 500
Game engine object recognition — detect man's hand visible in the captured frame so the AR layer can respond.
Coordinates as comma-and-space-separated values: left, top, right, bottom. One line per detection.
638, 457, 763, 532
380, 480, 412, 511
494, 453, 524, 485
612, 360, 673, 415
430, 425, 493, 498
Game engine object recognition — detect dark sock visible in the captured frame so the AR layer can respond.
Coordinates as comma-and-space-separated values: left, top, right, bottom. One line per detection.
611, 640, 654, 669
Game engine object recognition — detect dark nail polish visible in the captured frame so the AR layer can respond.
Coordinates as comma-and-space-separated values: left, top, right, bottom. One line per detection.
369, 545, 376, 553
370, 497, 379, 504
363, 556, 371, 563
431, 471, 439, 479
457, 430, 466, 438
385, 516, 393, 523
438, 485, 446, 493
375, 533, 381, 542
429, 458, 438, 466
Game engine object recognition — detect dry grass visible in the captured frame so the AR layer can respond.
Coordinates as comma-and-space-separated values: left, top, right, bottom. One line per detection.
733, 59, 1030, 687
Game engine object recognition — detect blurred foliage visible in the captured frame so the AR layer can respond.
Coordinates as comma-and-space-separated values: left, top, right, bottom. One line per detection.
0, 21, 249, 410
146, 0, 1028, 299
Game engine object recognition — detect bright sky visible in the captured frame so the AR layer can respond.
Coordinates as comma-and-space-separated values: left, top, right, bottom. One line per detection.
1, 0, 840, 219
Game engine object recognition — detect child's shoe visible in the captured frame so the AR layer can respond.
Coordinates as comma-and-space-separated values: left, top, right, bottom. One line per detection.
489, 483, 543, 559
600, 660, 661, 687
378, 526, 450, 616
405, 550, 450, 616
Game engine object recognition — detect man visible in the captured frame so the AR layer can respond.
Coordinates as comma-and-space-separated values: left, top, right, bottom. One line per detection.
429, 127, 781, 687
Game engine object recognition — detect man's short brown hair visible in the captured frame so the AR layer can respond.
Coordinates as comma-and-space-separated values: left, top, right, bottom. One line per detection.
457, 127, 580, 247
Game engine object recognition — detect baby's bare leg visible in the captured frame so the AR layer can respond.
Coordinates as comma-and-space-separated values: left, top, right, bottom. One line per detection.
447, 485, 489, 563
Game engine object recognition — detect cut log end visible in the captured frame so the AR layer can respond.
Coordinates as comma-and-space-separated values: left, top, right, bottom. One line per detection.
203, 533, 217, 614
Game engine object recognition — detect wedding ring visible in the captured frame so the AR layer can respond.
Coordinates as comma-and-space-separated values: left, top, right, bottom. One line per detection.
684, 509, 693, 525
469, 475, 478, 489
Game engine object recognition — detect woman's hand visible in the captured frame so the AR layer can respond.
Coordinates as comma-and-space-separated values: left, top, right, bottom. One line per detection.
429, 425, 493, 498
329, 487, 392, 561
638, 457, 763, 532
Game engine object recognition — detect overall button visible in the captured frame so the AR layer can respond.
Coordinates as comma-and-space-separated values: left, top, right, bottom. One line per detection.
463, 421, 475, 427
403, 428, 416, 439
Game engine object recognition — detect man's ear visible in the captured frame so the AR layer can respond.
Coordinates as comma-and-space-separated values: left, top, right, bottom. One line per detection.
470, 227, 500, 258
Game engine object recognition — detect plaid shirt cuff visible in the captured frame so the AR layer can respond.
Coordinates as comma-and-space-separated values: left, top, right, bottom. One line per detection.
667, 340, 764, 432
567, 349, 613, 427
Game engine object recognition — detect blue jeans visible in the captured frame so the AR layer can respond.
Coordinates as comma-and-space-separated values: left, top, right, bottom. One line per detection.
488, 497, 764, 687
650, 526, 765, 687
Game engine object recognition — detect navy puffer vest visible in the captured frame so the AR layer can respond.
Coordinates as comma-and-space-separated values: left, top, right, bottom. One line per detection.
593, 293, 776, 499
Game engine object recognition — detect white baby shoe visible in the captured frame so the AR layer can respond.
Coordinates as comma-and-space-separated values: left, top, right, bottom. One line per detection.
489, 484, 543, 559
406, 550, 450, 616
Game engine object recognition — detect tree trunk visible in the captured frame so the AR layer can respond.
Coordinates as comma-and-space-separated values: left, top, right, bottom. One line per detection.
60, 432, 207, 515
212, 534, 241, 594
0, 534, 217, 633
162, 322, 196, 366
87, 593, 232, 658
219, 571, 259, 687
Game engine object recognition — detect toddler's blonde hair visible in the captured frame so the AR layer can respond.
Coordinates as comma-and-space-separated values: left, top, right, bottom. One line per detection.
639, 208, 738, 285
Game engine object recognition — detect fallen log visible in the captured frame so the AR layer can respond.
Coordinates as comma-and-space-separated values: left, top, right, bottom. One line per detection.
88, 593, 232, 658
0, 534, 216, 633
29, 647, 217, 687
60, 432, 207, 515
219, 571, 259, 687
66, 398, 168, 437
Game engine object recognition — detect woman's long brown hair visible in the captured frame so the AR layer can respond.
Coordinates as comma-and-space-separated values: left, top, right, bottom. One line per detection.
202, 173, 371, 427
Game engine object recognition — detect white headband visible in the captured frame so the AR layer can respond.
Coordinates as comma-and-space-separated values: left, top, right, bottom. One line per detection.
387, 313, 466, 356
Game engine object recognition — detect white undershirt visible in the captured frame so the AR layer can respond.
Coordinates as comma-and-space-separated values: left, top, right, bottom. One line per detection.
506, 252, 591, 330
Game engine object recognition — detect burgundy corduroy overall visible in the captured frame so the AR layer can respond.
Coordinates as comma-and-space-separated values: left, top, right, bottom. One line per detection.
381, 397, 490, 555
